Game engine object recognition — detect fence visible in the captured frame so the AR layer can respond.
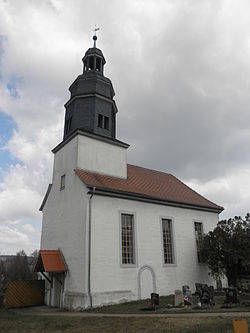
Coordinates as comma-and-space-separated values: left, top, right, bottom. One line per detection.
6, 280, 44, 308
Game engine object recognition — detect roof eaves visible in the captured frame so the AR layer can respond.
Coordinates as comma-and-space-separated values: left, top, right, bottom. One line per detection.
86, 186, 224, 213
34, 250, 67, 273
52, 129, 129, 154
170, 174, 223, 211
39, 184, 52, 211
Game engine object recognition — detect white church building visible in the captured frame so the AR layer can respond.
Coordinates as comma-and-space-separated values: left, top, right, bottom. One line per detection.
36, 35, 224, 309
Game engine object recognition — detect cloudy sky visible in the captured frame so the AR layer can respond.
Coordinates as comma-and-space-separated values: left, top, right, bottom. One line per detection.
0, 0, 250, 254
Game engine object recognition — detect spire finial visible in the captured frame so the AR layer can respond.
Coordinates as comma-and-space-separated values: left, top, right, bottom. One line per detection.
93, 25, 100, 48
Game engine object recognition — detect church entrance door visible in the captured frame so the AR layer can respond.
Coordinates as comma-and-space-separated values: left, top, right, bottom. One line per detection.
52, 274, 64, 308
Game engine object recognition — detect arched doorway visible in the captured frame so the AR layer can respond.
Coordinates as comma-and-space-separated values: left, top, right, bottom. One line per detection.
137, 265, 156, 300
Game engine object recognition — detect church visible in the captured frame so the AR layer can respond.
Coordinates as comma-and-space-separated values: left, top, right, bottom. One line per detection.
36, 35, 224, 310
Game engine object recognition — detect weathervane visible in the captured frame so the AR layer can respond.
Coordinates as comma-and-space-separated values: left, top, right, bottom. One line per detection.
93, 25, 100, 47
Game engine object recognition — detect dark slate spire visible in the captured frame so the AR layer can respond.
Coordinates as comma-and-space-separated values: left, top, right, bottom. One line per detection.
63, 34, 117, 140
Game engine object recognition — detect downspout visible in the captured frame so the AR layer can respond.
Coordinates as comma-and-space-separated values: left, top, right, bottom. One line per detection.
88, 186, 95, 309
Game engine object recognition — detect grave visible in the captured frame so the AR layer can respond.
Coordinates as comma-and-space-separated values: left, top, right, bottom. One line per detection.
174, 289, 184, 306
223, 286, 237, 304
182, 285, 192, 305
195, 283, 214, 307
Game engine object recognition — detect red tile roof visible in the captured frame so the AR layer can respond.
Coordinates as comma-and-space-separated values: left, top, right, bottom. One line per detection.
34, 250, 67, 273
75, 164, 223, 212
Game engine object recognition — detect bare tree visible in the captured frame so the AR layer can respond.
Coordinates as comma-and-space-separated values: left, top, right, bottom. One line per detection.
0, 261, 8, 298
7, 250, 37, 281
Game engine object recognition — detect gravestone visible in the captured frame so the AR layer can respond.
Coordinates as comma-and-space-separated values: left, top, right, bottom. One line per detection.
175, 289, 184, 306
182, 285, 192, 298
182, 285, 192, 305
200, 286, 210, 304
151, 293, 159, 306
208, 286, 214, 303
195, 283, 214, 307
224, 286, 237, 304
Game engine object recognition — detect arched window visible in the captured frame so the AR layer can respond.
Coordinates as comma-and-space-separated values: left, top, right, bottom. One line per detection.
96, 58, 101, 71
88, 57, 94, 70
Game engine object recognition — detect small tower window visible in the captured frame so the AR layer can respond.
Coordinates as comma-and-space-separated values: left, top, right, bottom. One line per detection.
60, 174, 66, 190
98, 114, 109, 130
98, 114, 103, 128
65, 117, 72, 134
104, 116, 109, 130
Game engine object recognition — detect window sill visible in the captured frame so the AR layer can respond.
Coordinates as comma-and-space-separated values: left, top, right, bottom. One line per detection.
120, 264, 137, 268
163, 263, 177, 268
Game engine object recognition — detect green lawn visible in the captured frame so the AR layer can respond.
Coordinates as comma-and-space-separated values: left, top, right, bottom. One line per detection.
0, 310, 250, 333
89, 294, 250, 314
1, 293, 250, 332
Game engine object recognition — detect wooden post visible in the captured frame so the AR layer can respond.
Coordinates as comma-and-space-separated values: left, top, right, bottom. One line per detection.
233, 319, 248, 333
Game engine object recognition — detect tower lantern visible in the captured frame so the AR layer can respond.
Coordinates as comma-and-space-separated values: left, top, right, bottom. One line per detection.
82, 35, 106, 74
63, 35, 117, 140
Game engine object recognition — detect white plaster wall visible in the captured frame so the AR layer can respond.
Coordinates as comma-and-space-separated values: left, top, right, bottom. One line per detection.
77, 135, 127, 178
41, 136, 89, 308
41, 133, 128, 309
90, 195, 220, 306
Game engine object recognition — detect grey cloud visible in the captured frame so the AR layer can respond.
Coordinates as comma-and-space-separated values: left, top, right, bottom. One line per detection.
0, 0, 250, 254
108, 3, 250, 185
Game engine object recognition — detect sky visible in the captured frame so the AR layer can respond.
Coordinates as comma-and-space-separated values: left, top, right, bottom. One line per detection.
0, 0, 250, 254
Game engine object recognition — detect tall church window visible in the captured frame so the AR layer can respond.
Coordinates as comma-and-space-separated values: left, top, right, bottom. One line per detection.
121, 214, 135, 265
194, 222, 204, 263
162, 219, 174, 264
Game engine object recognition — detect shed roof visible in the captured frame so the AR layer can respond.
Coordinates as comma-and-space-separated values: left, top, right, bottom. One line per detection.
75, 164, 223, 213
34, 250, 67, 273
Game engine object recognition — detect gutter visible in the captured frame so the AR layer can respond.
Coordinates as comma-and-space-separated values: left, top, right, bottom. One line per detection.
39, 184, 52, 211
87, 186, 95, 309
87, 187, 224, 214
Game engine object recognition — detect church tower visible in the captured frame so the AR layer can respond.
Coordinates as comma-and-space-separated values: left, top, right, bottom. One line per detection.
52, 35, 129, 179
63, 35, 117, 140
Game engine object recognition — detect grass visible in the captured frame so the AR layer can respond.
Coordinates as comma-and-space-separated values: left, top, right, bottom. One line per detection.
1, 309, 250, 333
1, 294, 250, 332
89, 295, 176, 313
88, 294, 250, 314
